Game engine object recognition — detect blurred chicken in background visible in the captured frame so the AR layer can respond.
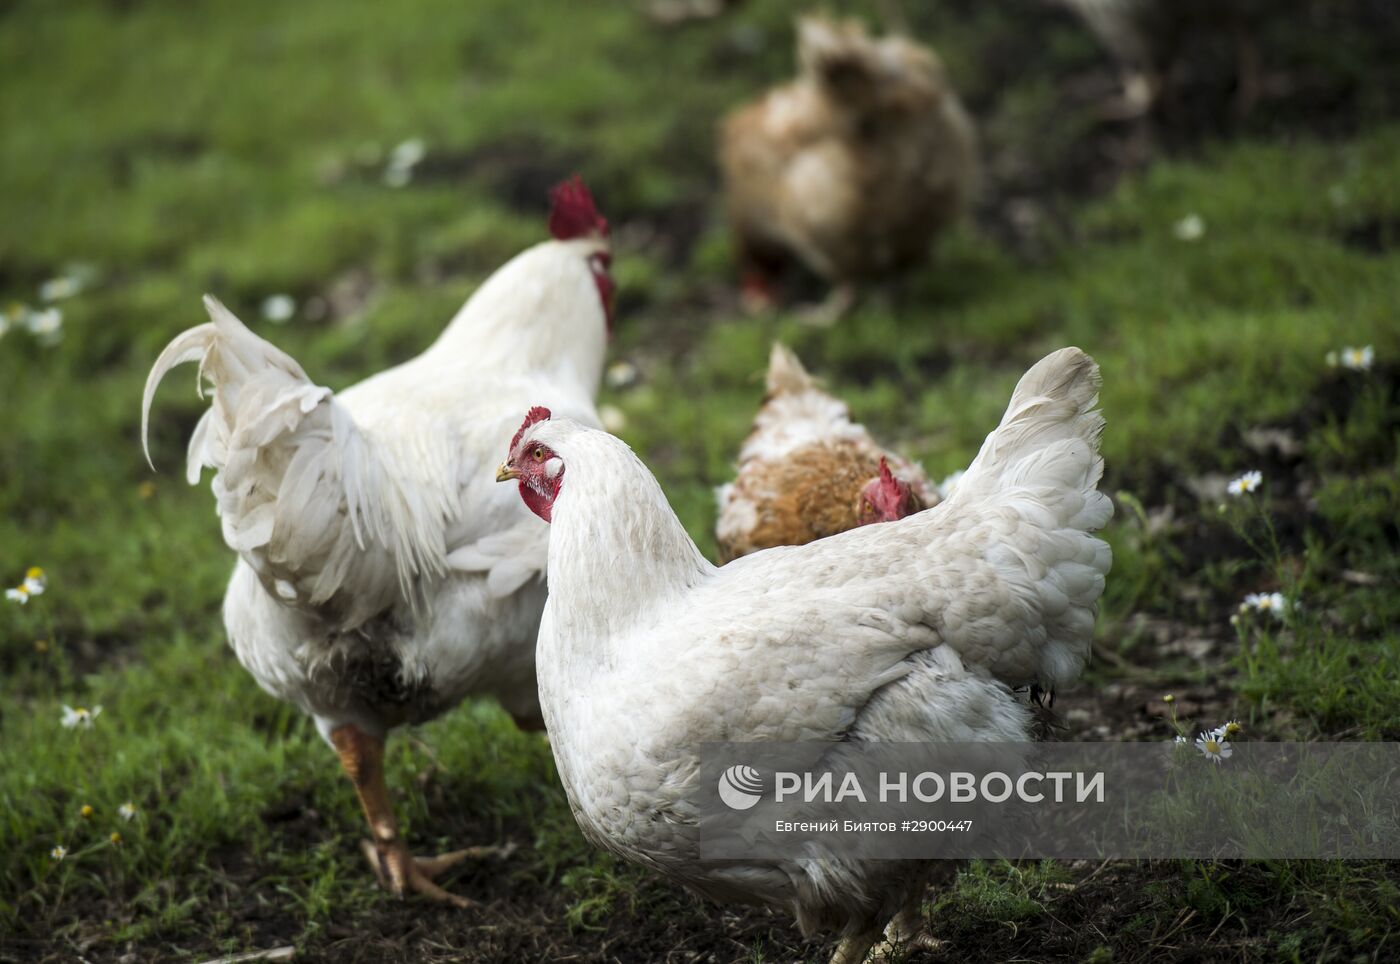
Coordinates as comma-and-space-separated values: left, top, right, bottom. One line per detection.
715, 343, 936, 563
718, 14, 978, 323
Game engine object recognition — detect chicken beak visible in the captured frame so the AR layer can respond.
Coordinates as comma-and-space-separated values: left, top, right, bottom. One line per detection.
496, 463, 519, 483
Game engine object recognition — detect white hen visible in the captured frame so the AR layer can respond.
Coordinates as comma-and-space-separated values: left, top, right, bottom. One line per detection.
497, 348, 1111, 960
141, 177, 613, 906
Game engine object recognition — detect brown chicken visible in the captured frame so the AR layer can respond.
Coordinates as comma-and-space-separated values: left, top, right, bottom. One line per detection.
718, 14, 979, 321
715, 343, 937, 562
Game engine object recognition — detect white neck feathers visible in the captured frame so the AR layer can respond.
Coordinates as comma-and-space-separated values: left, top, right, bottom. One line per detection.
542, 428, 712, 648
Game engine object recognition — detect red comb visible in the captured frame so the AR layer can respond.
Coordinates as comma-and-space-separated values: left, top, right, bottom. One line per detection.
511, 406, 552, 451
878, 457, 895, 486
548, 176, 608, 241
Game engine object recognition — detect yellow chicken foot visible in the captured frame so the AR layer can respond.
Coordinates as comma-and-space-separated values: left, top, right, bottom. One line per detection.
870, 900, 944, 960
330, 723, 505, 908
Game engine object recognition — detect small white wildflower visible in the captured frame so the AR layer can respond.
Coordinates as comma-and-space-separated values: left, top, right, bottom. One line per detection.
1196, 733, 1232, 763
389, 138, 426, 169
118, 802, 137, 822
1173, 214, 1205, 241
22, 567, 46, 596
261, 294, 296, 324
39, 276, 82, 302
5, 586, 28, 604
937, 470, 964, 500
599, 404, 628, 434
60, 705, 102, 730
50, 845, 67, 861
1340, 346, 1374, 371
1240, 592, 1288, 620
384, 138, 426, 187
1226, 470, 1262, 497
1173, 735, 1188, 746
606, 360, 639, 389
26, 307, 63, 344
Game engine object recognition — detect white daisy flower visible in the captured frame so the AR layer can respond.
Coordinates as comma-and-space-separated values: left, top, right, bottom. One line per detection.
26, 307, 63, 344
22, 567, 46, 596
50, 845, 67, 861
606, 360, 639, 389
1173, 735, 1188, 746
389, 138, 425, 169
1341, 346, 1374, 371
1240, 592, 1288, 620
1226, 470, 1263, 496
1329, 345, 1376, 371
118, 802, 138, 822
5, 586, 28, 604
60, 705, 102, 730
39, 276, 82, 302
1173, 214, 1205, 242
936, 470, 964, 500
261, 294, 296, 324
384, 138, 426, 187
1196, 733, 1232, 763
599, 404, 628, 434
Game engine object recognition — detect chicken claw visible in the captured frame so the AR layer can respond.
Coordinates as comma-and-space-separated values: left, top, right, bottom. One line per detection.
331, 723, 513, 908
358, 839, 514, 908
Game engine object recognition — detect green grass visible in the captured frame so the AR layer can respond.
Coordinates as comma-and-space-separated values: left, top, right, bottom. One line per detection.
2, 0, 1399, 960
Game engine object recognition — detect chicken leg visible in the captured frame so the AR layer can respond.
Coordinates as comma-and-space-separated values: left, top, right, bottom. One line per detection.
330, 723, 498, 908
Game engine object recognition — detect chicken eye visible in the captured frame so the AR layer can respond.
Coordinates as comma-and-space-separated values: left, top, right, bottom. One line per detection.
533, 447, 544, 461
863, 499, 875, 514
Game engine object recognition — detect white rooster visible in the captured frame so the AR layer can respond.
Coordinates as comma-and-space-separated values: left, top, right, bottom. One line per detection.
496, 348, 1111, 960
141, 177, 613, 906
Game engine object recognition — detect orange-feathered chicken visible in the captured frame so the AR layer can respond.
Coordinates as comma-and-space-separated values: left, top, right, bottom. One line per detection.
718, 15, 978, 320
715, 343, 937, 562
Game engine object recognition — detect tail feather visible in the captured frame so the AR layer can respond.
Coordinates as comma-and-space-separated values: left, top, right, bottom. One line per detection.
141, 322, 217, 470
935, 347, 1112, 690
141, 296, 448, 629
951, 347, 1107, 521
765, 342, 816, 395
